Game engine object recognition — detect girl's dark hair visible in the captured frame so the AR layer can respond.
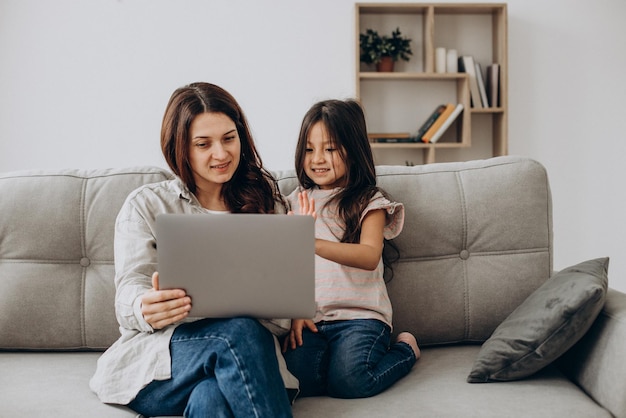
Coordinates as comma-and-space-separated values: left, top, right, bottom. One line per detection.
294, 99, 399, 278
160, 82, 284, 213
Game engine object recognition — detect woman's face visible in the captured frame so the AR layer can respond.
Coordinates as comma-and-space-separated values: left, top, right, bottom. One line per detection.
188, 112, 241, 195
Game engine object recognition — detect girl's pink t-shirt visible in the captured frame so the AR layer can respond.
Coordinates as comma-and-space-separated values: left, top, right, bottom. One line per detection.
287, 187, 404, 327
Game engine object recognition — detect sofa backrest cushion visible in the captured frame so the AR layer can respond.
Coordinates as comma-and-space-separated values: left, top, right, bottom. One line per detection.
0, 167, 172, 350
0, 156, 552, 350
275, 156, 553, 345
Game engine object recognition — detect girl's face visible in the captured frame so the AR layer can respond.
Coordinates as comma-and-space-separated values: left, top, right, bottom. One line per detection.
304, 121, 347, 190
188, 112, 241, 196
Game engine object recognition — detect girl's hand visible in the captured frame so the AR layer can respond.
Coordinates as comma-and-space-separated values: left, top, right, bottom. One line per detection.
288, 191, 317, 219
141, 272, 192, 330
298, 190, 316, 218
282, 319, 318, 352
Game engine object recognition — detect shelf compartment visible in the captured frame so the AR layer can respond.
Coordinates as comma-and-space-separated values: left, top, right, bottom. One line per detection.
359, 75, 470, 147
356, 3, 507, 164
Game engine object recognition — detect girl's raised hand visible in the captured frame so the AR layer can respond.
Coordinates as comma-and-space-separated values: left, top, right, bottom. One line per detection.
297, 190, 316, 219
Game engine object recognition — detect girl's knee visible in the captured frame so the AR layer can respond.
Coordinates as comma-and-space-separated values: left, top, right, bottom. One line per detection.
327, 368, 377, 399
328, 376, 377, 399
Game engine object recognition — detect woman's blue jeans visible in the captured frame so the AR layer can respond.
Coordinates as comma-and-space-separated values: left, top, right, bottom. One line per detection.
282, 319, 416, 398
128, 317, 292, 418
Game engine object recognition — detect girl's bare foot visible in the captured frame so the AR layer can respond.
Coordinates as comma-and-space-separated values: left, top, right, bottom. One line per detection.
396, 332, 420, 359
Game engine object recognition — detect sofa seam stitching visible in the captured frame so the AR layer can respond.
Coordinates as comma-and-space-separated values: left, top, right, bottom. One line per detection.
374, 157, 525, 178
456, 171, 471, 340
79, 178, 87, 347
0, 258, 114, 264
0, 167, 172, 181
543, 164, 553, 276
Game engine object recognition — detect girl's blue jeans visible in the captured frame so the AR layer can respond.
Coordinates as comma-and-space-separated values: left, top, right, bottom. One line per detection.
282, 319, 416, 398
128, 317, 292, 418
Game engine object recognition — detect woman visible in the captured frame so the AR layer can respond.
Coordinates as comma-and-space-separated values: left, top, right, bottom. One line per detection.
90, 82, 295, 417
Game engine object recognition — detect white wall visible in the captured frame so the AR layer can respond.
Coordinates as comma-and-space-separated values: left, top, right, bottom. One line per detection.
1, 0, 625, 292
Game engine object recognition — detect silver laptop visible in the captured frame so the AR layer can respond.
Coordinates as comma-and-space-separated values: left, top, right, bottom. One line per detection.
156, 213, 315, 319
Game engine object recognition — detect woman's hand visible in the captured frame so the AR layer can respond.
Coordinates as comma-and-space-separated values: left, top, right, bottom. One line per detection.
141, 272, 192, 330
282, 319, 318, 352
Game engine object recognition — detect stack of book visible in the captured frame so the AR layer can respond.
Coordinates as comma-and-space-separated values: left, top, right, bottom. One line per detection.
413, 103, 464, 143
458, 55, 500, 108
369, 103, 464, 144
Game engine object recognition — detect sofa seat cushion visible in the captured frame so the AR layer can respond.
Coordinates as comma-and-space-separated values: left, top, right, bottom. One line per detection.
0, 346, 610, 418
0, 352, 136, 417
291, 346, 611, 418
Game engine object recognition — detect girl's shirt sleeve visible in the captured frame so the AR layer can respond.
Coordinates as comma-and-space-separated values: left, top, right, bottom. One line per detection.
361, 192, 405, 240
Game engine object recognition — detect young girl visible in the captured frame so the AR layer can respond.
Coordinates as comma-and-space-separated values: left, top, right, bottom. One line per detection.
282, 99, 420, 399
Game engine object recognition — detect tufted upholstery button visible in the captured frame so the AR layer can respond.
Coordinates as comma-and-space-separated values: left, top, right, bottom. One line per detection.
460, 250, 470, 260
80, 257, 91, 267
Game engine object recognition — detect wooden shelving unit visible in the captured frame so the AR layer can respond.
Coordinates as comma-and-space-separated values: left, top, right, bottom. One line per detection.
356, 3, 508, 164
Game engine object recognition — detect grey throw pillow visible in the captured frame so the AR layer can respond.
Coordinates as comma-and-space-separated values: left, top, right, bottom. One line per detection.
467, 257, 609, 383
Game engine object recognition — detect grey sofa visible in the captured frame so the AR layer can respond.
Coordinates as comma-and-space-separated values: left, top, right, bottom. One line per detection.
1, 156, 624, 418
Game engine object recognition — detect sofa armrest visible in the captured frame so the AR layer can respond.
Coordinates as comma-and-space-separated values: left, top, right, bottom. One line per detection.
558, 288, 626, 418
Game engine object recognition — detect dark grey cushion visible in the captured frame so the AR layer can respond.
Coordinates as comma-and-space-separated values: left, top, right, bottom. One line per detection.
467, 257, 609, 383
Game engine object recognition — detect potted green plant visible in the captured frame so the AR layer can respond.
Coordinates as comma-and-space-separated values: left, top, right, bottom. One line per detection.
359, 27, 412, 72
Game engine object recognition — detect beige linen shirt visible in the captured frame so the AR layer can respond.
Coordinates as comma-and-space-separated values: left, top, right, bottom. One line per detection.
89, 177, 296, 405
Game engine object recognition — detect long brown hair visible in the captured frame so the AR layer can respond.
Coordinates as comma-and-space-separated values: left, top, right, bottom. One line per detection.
295, 99, 399, 277
161, 82, 283, 213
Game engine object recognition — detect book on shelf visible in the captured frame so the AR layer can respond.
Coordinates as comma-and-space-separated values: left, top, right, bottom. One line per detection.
428, 103, 464, 144
368, 132, 412, 143
421, 103, 456, 143
413, 104, 447, 141
458, 55, 483, 109
486, 63, 500, 108
474, 62, 489, 108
